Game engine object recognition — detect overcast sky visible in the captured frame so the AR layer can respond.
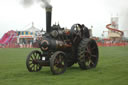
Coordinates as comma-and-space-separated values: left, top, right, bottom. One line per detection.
0, 0, 128, 38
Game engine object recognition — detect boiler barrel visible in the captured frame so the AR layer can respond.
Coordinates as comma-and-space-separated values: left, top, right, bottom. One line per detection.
40, 38, 72, 51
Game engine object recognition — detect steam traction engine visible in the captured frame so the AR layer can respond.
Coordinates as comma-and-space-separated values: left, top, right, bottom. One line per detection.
26, 7, 99, 75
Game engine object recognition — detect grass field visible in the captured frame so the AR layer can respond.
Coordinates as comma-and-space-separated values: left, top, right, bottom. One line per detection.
0, 46, 128, 85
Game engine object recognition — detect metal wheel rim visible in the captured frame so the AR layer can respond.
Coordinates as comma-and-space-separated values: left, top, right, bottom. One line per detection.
26, 51, 42, 72
84, 40, 98, 68
50, 51, 67, 75
53, 54, 65, 72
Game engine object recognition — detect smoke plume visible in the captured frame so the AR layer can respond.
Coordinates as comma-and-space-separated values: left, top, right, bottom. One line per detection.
40, 0, 52, 8
21, 0, 51, 8
21, 0, 34, 7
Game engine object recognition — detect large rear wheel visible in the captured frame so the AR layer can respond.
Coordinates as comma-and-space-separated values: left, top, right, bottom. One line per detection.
78, 38, 99, 70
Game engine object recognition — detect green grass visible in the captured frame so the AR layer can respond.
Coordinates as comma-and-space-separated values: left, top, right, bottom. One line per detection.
0, 46, 128, 85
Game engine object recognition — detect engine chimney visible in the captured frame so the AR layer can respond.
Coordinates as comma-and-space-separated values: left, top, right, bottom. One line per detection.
45, 6, 52, 33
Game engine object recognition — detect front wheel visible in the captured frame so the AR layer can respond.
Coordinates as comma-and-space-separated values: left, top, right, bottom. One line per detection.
26, 50, 42, 72
50, 51, 67, 75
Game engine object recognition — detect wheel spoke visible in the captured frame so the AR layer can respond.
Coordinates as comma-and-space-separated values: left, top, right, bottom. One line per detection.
31, 56, 34, 60
38, 55, 41, 59
91, 54, 97, 58
36, 65, 38, 70
90, 60, 95, 65
34, 64, 37, 71
88, 43, 91, 49
37, 54, 40, 59
33, 65, 35, 71
58, 55, 62, 62
31, 64, 35, 69
87, 47, 90, 53
73, 36, 77, 42
29, 63, 33, 66
29, 60, 32, 61
33, 53, 37, 59
91, 46, 96, 51
80, 51, 87, 55
36, 52, 38, 58
37, 64, 40, 70
85, 60, 90, 67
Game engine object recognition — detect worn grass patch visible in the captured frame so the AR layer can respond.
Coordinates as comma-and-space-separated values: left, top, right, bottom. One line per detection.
0, 46, 128, 85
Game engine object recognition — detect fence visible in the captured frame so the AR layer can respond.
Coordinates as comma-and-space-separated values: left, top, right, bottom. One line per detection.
97, 42, 128, 47
0, 43, 33, 48
1, 42, 128, 48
